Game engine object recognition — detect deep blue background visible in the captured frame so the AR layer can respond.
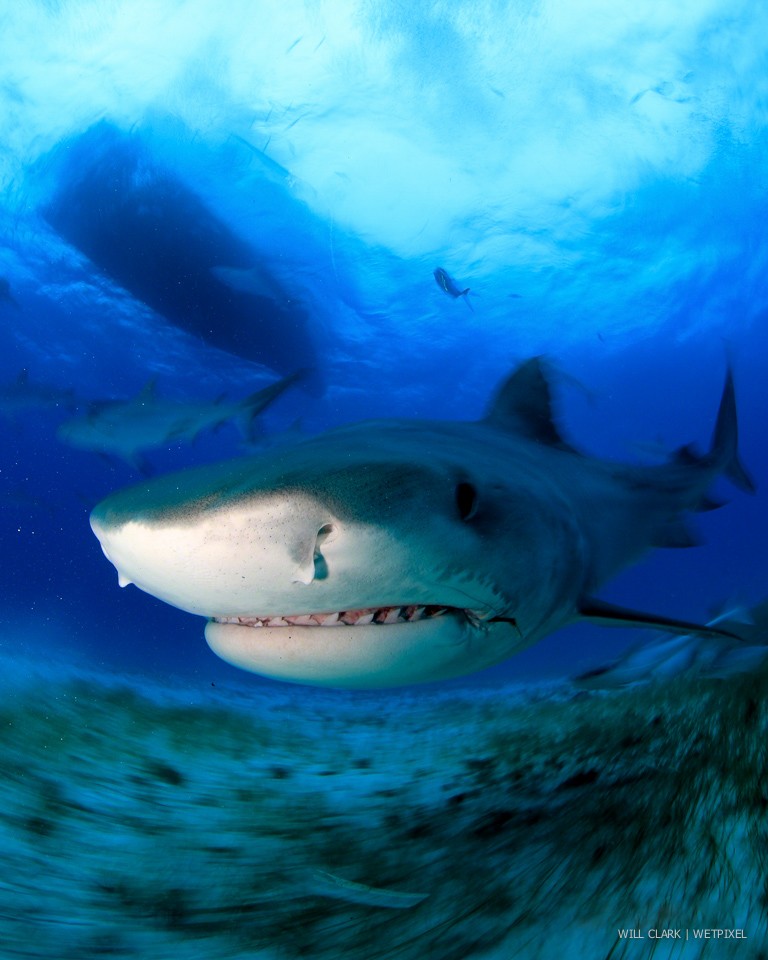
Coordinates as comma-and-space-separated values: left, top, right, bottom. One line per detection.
1, 0, 767, 691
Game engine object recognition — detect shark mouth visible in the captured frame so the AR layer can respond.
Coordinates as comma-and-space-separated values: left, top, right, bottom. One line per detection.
212, 604, 466, 628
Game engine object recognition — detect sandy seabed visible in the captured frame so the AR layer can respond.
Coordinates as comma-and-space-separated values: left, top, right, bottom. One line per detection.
1, 650, 766, 960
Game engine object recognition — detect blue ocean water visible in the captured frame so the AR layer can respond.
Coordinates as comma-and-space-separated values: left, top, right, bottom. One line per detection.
1, 3, 768, 955
2, 0, 766, 688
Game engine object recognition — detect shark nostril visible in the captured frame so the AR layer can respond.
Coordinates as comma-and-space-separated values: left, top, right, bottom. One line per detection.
313, 523, 335, 580
292, 524, 335, 585
316, 523, 335, 545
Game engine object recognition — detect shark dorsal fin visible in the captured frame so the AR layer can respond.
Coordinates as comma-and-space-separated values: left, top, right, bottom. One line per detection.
483, 357, 570, 447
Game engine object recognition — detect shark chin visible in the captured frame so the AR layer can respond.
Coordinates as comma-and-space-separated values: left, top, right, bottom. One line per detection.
203, 613, 503, 688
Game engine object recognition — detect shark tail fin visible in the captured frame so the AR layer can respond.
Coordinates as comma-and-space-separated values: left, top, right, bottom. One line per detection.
236, 370, 306, 442
708, 367, 755, 493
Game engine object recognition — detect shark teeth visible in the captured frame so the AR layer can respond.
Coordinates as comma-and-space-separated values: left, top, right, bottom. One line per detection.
214, 605, 453, 628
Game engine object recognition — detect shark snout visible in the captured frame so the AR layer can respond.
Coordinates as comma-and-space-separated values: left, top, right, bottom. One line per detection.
90, 491, 344, 617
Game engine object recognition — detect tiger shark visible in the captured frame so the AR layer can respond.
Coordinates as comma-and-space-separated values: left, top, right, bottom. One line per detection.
90, 358, 754, 688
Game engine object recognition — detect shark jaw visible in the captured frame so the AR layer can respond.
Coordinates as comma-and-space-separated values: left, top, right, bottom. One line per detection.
91, 521, 522, 690
204, 606, 513, 689
90, 477, 523, 688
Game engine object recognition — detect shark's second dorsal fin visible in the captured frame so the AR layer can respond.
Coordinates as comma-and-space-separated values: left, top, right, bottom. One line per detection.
483, 357, 572, 448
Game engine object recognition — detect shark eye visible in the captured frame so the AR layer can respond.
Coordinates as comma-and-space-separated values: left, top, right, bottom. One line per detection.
455, 481, 478, 522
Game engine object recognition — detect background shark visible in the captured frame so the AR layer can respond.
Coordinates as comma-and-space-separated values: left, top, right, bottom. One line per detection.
59, 373, 299, 474
90, 358, 753, 688
0, 369, 76, 418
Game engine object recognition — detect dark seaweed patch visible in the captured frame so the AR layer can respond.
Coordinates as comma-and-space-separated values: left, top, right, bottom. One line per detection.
556, 768, 600, 790
146, 761, 185, 786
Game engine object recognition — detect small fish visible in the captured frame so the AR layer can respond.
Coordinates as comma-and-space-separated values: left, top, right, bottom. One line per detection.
433, 267, 472, 309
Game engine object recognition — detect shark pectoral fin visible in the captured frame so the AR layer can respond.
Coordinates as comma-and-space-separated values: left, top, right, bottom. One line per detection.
578, 596, 743, 641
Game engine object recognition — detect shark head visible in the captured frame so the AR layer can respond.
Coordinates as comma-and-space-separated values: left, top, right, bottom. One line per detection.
89, 436, 562, 688
90, 413, 585, 688
90, 359, 752, 688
